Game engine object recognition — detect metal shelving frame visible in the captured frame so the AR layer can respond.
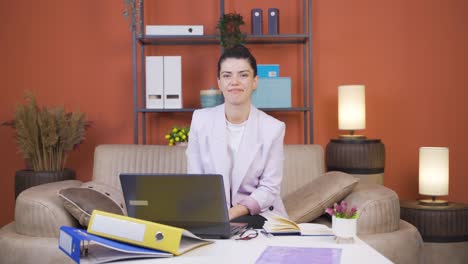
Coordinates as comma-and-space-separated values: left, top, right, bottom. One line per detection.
132, 0, 313, 144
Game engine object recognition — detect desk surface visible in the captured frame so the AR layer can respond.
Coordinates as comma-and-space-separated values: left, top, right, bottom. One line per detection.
110, 234, 392, 264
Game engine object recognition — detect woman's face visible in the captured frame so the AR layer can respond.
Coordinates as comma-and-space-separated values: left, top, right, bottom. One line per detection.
217, 58, 258, 107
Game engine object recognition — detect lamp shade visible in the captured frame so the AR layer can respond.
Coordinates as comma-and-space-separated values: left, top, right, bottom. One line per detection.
419, 147, 449, 196
338, 85, 366, 130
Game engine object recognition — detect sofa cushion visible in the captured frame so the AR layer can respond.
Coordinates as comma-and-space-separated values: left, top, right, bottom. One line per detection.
58, 181, 126, 227
0, 222, 75, 264
15, 180, 82, 237
283, 171, 359, 223
344, 183, 400, 234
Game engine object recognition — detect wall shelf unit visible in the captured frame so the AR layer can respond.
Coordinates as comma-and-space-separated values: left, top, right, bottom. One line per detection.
131, 0, 313, 144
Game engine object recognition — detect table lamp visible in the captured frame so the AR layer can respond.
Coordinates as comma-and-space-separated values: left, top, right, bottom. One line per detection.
338, 85, 366, 139
419, 147, 449, 206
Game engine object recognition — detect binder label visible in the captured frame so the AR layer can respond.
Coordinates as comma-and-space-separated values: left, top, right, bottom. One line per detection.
59, 230, 73, 255
129, 200, 149, 206
90, 214, 146, 242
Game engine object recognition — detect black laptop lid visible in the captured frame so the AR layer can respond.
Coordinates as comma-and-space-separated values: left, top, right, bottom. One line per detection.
119, 173, 230, 234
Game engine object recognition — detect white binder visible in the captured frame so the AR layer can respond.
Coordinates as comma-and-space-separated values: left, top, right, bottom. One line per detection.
145, 56, 164, 109
146, 25, 204, 36
163, 56, 182, 109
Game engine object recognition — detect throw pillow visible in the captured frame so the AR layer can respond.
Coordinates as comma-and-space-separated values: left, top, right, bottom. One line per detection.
58, 181, 127, 227
283, 171, 359, 223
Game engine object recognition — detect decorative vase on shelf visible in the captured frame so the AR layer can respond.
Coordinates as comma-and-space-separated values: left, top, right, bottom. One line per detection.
200, 87, 224, 108
332, 215, 357, 243
175, 142, 188, 147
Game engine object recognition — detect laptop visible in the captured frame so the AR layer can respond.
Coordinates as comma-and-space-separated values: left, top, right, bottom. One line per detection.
119, 173, 247, 239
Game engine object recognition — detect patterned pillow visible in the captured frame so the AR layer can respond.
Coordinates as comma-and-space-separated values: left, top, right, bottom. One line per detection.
58, 181, 127, 227
283, 171, 359, 223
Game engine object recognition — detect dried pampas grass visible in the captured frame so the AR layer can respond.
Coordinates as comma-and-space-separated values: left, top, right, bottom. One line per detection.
2, 92, 89, 171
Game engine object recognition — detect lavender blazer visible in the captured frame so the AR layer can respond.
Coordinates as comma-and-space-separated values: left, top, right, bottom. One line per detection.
186, 104, 288, 218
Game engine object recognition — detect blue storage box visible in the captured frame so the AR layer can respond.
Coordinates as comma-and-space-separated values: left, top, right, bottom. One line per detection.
257, 64, 280, 78
252, 77, 291, 108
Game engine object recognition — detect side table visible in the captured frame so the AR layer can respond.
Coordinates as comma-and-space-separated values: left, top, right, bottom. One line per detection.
400, 200, 468, 264
325, 138, 385, 185
400, 200, 468, 242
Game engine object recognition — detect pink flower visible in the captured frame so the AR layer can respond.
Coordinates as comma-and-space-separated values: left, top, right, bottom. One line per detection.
325, 201, 358, 219
340, 201, 348, 211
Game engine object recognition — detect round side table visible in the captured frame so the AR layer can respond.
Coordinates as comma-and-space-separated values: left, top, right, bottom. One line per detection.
400, 200, 468, 242
325, 138, 385, 184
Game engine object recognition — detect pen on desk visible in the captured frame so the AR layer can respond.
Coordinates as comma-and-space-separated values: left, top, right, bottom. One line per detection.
260, 230, 273, 238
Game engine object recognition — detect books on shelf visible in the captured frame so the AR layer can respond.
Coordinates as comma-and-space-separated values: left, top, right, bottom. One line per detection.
59, 226, 172, 264
263, 214, 333, 236
87, 210, 213, 255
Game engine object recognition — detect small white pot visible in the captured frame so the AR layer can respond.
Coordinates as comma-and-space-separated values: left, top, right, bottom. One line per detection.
332, 215, 357, 239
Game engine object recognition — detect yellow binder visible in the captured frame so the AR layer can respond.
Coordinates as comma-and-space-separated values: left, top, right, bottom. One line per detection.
87, 210, 213, 256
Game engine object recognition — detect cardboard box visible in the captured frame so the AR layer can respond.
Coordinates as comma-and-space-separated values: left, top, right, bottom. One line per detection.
257, 64, 280, 78
252, 77, 291, 108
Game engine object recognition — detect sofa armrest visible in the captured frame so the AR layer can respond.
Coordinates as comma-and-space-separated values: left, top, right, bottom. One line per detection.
15, 180, 82, 238
344, 183, 400, 235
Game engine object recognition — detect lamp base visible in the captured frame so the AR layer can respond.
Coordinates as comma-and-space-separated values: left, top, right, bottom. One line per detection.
338, 134, 367, 140
419, 199, 449, 206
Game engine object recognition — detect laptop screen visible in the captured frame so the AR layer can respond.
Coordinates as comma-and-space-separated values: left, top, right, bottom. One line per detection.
119, 173, 229, 229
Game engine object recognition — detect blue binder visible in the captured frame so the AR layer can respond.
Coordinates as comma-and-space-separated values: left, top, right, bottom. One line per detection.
268, 8, 280, 34
58, 226, 172, 263
251, 8, 263, 35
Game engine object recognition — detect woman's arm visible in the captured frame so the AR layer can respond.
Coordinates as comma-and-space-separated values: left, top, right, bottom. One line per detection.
242, 121, 286, 214
228, 204, 249, 220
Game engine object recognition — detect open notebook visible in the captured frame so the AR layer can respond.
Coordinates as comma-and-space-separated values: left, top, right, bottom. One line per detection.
263, 214, 333, 236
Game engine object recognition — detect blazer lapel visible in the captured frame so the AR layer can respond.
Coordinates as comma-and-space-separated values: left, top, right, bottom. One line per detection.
207, 105, 231, 206
231, 106, 262, 197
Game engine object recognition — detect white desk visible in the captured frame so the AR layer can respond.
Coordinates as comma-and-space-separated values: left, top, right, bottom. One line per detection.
115, 235, 392, 264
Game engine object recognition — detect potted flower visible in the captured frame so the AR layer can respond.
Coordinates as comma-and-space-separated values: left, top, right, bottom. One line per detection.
165, 126, 189, 146
325, 200, 358, 242
216, 12, 247, 49
2, 92, 90, 198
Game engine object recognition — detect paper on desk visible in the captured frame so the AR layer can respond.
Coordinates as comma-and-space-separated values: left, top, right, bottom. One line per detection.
255, 246, 342, 264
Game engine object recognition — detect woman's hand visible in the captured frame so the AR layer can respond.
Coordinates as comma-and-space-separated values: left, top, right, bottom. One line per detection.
228, 204, 249, 220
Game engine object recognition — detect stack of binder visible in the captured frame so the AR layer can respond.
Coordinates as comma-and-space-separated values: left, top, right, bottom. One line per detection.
59, 210, 213, 263
146, 56, 182, 109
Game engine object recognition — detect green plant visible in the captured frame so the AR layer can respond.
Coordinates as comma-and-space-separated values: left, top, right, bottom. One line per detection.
122, 0, 143, 36
216, 12, 246, 49
165, 126, 189, 146
2, 92, 90, 171
325, 201, 358, 219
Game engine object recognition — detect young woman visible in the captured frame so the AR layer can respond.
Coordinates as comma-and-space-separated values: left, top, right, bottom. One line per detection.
186, 45, 287, 228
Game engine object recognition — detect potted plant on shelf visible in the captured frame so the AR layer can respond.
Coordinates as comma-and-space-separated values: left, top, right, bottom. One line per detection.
122, 0, 143, 37
2, 92, 90, 198
165, 126, 189, 146
216, 12, 246, 49
326, 200, 359, 243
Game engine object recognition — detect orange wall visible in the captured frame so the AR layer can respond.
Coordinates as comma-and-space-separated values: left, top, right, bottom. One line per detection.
1, 0, 467, 227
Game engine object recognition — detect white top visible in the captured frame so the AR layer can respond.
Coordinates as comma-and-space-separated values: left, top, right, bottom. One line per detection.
226, 119, 246, 205
226, 120, 246, 154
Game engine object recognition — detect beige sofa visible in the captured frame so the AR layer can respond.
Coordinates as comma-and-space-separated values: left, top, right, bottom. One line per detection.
0, 144, 423, 263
